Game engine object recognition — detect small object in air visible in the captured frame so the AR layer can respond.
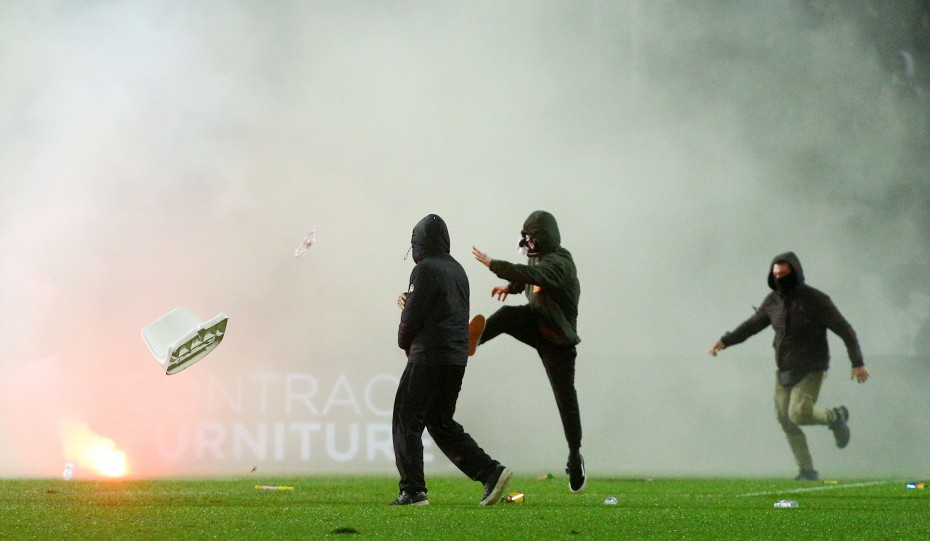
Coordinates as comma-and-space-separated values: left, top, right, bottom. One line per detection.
294, 230, 317, 258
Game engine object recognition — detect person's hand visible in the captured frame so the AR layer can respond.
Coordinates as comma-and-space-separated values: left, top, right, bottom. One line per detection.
472, 246, 492, 268
397, 292, 408, 309
491, 286, 509, 301
851, 365, 869, 383
708, 341, 726, 357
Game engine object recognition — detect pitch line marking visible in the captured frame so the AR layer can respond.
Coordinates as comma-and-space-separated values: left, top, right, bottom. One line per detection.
735, 480, 894, 498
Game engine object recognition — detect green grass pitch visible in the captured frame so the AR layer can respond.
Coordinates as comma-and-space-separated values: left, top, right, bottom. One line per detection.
1, 475, 927, 540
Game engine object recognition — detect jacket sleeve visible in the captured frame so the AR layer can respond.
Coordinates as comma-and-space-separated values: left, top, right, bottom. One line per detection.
815, 294, 864, 367
398, 265, 434, 352
490, 254, 571, 290
506, 281, 526, 294
720, 300, 771, 347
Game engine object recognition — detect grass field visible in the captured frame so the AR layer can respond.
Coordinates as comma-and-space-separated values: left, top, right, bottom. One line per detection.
1, 475, 927, 540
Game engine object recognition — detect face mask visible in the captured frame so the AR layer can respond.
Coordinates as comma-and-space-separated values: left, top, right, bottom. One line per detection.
517, 234, 537, 256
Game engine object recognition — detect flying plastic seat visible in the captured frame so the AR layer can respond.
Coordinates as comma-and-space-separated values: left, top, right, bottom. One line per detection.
141, 308, 228, 375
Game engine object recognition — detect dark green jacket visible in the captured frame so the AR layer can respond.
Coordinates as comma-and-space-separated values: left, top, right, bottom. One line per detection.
489, 211, 581, 346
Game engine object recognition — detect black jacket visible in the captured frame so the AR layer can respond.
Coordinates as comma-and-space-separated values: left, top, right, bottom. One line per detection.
720, 251, 864, 387
489, 210, 581, 346
398, 214, 470, 365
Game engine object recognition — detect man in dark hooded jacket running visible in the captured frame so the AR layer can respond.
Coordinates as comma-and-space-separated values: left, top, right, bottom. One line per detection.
708, 251, 870, 481
471, 210, 586, 493
391, 214, 512, 506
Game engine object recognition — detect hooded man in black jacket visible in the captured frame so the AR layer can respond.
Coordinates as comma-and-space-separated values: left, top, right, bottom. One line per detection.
391, 214, 512, 506
709, 251, 870, 481
471, 210, 586, 493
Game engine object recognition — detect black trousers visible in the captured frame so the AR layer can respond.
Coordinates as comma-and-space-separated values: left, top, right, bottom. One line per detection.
481, 304, 582, 452
392, 362, 498, 494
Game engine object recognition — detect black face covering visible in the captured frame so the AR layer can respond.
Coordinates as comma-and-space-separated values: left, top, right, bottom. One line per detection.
773, 261, 799, 291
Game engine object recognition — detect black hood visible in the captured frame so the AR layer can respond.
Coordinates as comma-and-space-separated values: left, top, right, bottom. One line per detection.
411, 214, 450, 263
521, 210, 561, 256
767, 251, 805, 291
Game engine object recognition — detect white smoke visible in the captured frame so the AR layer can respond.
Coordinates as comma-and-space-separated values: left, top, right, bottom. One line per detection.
1, 0, 927, 479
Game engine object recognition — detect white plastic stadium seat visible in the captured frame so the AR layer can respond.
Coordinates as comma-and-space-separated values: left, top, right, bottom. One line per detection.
141, 308, 228, 375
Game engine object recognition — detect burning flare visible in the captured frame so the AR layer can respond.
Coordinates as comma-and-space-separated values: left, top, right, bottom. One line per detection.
62, 421, 129, 477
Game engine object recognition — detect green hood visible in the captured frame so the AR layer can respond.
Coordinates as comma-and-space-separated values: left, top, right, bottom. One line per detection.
522, 210, 561, 256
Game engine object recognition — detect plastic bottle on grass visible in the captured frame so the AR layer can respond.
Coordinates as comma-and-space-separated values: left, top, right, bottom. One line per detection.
773, 499, 798, 508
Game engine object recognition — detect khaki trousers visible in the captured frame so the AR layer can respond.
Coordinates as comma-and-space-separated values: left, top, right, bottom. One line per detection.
773, 370, 837, 471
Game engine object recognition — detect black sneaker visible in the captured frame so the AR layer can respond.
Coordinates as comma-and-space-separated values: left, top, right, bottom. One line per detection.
468, 315, 486, 357
389, 491, 429, 506
829, 406, 850, 449
566, 453, 587, 493
794, 468, 819, 481
479, 465, 512, 506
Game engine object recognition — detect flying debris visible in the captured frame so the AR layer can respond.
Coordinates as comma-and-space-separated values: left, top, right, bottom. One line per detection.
141, 308, 229, 375
294, 229, 317, 258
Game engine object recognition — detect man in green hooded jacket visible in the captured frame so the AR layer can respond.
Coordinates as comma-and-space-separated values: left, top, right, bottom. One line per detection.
471, 210, 586, 493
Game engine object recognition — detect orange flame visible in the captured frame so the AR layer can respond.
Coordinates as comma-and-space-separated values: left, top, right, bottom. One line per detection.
62, 421, 129, 477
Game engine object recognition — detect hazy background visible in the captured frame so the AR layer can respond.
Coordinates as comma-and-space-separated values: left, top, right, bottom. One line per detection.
1, 0, 928, 479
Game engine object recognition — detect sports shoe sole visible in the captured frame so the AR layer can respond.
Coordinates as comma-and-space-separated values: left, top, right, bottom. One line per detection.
468, 315, 486, 357
479, 466, 513, 506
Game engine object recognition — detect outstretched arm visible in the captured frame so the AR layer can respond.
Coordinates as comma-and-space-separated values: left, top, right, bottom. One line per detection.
717, 308, 771, 350
709, 301, 772, 358
472, 246, 492, 268
473, 246, 523, 300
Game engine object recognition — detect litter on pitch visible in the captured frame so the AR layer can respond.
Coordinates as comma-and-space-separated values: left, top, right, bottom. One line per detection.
142, 308, 228, 375
256, 485, 294, 490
